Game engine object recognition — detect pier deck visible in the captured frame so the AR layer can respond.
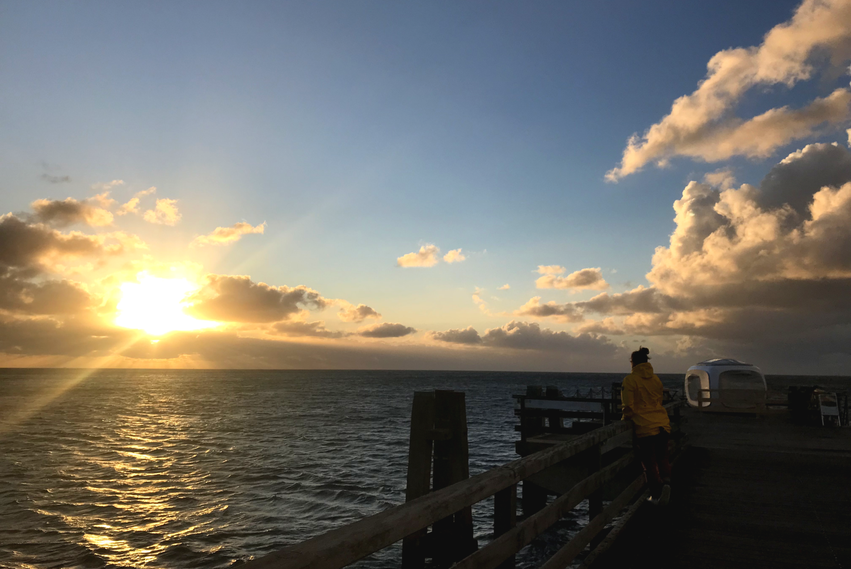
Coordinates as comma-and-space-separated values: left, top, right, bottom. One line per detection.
593, 409, 851, 569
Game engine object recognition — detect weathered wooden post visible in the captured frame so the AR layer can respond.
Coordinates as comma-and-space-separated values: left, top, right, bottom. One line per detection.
402, 392, 436, 569
402, 390, 477, 568
493, 484, 517, 569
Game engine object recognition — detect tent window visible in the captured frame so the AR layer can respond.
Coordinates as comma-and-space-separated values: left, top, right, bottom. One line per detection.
719, 370, 763, 390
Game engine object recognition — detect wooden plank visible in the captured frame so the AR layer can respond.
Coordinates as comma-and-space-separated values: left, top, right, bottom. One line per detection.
452, 452, 636, 569
539, 475, 645, 569
587, 445, 603, 550
577, 489, 650, 569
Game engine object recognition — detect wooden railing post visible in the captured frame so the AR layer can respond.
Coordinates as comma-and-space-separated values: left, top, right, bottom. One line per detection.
402, 392, 436, 569
431, 390, 477, 564
588, 445, 603, 550
493, 484, 517, 569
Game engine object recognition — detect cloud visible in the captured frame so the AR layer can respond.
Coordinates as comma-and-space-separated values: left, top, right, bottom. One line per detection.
482, 321, 616, 353
337, 302, 381, 323
272, 320, 346, 339
118, 187, 156, 216
143, 198, 181, 225
185, 275, 329, 323
703, 168, 737, 190
577, 143, 851, 368
91, 180, 124, 192
472, 286, 500, 316
607, 0, 851, 180
191, 222, 266, 247
357, 322, 416, 338
515, 296, 584, 322
0, 214, 118, 274
0, 276, 92, 315
397, 244, 441, 267
41, 174, 71, 184
429, 326, 482, 345
498, 284, 510, 290
31, 197, 114, 227
443, 249, 466, 264
535, 266, 610, 291
431, 321, 616, 354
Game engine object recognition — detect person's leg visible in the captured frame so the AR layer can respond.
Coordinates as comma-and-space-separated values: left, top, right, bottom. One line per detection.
655, 429, 672, 484
637, 434, 662, 498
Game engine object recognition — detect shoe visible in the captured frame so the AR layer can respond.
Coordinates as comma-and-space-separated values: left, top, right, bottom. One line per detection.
658, 484, 671, 506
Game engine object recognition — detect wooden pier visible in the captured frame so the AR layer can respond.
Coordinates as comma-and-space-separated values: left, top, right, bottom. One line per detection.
240, 385, 849, 569
591, 408, 851, 569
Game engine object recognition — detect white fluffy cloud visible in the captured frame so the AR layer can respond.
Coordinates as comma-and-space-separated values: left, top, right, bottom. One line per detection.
143, 198, 181, 225
118, 187, 156, 216
607, 0, 851, 180
535, 266, 610, 291
191, 222, 266, 247
443, 249, 466, 263
397, 244, 441, 267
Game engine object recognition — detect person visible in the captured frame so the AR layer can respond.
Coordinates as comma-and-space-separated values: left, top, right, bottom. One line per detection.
621, 346, 671, 505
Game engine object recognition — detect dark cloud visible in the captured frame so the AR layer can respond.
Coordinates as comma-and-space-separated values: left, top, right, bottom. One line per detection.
272, 320, 346, 339
0, 214, 111, 274
0, 276, 92, 315
31, 197, 113, 227
758, 142, 851, 216
185, 275, 329, 323
430, 326, 482, 345
515, 296, 585, 321
357, 322, 416, 338
0, 316, 133, 357
536, 266, 610, 291
481, 321, 616, 354
41, 174, 71, 184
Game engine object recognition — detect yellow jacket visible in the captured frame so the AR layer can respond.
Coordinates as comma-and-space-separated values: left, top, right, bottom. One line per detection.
621, 362, 671, 438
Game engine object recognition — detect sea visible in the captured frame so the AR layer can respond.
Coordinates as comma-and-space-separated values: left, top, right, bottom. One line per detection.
0, 368, 842, 569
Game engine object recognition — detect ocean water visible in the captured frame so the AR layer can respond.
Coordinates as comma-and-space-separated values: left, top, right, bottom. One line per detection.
0, 368, 695, 568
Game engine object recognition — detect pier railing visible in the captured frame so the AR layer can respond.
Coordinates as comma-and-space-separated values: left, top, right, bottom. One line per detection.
241, 398, 684, 569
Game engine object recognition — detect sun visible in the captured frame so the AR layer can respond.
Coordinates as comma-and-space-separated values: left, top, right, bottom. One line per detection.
114, 272, 218, 336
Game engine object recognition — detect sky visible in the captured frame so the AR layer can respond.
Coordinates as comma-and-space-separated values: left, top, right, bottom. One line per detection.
2, 0, 851, 374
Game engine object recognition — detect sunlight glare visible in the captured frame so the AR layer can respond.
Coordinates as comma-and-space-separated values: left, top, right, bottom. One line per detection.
115, 273, 218, 336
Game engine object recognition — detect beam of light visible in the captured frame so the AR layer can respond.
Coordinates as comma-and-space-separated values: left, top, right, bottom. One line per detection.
114, 272, 218, 336
0, 331, 151, 438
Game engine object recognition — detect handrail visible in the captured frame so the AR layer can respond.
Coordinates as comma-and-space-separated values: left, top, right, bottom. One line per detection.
242, 400, 683, 569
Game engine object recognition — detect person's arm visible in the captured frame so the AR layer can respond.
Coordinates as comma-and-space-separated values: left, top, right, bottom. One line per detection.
621, 378, 635, 419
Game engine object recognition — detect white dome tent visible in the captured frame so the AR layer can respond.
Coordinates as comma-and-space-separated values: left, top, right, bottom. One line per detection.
685, 358, 767, 410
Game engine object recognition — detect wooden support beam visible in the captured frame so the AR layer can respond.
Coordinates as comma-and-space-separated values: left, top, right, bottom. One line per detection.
452, 452, 635, 569
539, 475, 645, 569
493, 484, 516, 569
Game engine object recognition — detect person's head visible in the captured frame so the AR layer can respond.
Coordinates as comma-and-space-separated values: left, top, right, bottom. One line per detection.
630, 346, 650, 367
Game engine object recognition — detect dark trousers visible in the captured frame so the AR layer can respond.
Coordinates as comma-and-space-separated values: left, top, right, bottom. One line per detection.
637, 429, 671, 498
